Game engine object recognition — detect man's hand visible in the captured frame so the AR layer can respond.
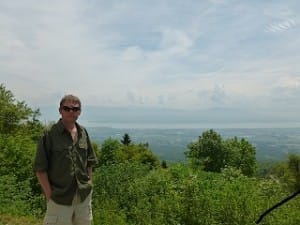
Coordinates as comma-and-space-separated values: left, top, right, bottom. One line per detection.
36, 171, 52, 200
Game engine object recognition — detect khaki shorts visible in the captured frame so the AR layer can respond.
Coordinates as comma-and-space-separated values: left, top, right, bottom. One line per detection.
43, 192, 93, 225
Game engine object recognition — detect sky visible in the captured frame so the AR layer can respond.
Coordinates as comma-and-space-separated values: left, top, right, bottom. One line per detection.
1, 0, 300, 127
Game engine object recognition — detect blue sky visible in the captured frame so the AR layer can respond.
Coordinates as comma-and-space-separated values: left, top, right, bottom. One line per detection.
1, 0, 300, 126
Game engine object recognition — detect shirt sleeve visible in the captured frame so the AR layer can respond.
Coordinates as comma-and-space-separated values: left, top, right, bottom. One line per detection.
85, 129, 98, 168
33, 132, 50, 171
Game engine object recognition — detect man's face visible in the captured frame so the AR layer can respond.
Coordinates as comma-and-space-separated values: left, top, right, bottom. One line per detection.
59, 100, 81, 123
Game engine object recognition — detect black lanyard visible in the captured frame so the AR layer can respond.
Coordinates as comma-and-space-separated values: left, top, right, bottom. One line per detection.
256, 189, 300, 224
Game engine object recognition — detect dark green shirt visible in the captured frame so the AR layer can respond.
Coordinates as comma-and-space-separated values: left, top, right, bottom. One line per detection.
34, 120, 97, 205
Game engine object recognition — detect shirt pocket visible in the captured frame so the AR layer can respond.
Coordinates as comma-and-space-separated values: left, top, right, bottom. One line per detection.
52, 144, 72, 165
52, 142, 71, 152
78, 142, 88, 159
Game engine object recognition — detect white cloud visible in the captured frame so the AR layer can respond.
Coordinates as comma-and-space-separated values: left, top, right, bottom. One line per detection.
265, 18, 297, 32
1, 0, 300, 125
159, 28, 194, 54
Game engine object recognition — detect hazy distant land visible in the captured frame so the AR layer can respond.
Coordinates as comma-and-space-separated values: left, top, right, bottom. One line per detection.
38, 106, 300, 162
87, 126, 300, 162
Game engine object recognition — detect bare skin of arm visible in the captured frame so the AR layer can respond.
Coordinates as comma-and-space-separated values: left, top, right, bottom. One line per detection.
36, 171, 52, 201
87, 167, 93, 181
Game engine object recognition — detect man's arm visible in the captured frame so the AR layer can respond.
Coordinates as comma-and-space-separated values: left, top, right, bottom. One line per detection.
87, 167, 93, 181
36, 171, 52, 200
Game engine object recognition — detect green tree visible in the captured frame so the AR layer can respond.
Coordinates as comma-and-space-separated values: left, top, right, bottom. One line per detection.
0, 84, 42, 136
121, 133, 132, 146
0, 84, 45, 216
268, 154, 300, 192
161, 160, 167, 169
225, 137, 257, 176
185, 129, 227, 172
0, 84, 44, 180
116, 143, 159, 168
98, 138, 121, 166
100, 137, 159, 168
185, 129, 256, 176
286, 154, 300, 190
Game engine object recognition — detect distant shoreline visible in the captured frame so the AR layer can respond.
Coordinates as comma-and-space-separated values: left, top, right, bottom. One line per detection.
82, 121, 300, 129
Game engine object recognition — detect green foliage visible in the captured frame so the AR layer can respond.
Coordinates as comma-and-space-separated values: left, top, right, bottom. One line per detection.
286, 154, 300, 191
225, 137, 257, 176
0, 214, 42, 225
161, 160, 167, 168
0, 175, 44, 217
91, 163, 300, 225
116, 144, 160, 168
0, 135, 34, 180
92, 163, 151, 224
269, 154, 300, 192
0, 85, 43, 185
98, 138, 121, 166
121, 133, 132, 145
0, 84, 44, 217
99, 137, 160, 168
186, 129, 226, 172
0, 84, 299, 224
0, 84, 42, 137
186, 129, 257, 176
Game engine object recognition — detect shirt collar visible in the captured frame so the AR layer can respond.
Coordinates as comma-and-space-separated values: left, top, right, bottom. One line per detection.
57, 119, 82, 134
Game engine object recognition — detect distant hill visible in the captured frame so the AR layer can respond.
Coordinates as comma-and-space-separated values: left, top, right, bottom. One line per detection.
87, 127, 300, 162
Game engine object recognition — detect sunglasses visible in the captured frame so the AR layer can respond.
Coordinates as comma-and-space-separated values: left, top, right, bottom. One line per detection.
62, 106, 81, 112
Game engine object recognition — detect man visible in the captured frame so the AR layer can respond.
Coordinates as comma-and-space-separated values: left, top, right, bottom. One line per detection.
34, 94, 98, 225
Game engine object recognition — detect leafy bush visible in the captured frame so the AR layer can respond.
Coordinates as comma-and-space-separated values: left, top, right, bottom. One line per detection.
0, 84, 299, 224
91, 162, 300, 225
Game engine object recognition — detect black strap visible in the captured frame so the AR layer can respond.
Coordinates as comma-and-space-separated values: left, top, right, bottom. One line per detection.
256, 189, 300, 224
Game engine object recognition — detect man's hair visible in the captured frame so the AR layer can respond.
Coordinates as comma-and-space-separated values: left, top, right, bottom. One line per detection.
59, 94, 81, 108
